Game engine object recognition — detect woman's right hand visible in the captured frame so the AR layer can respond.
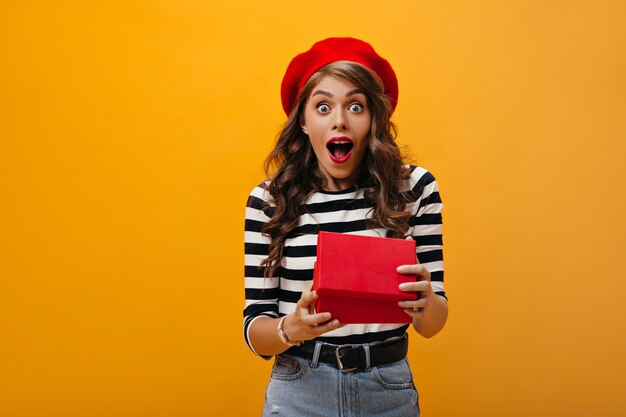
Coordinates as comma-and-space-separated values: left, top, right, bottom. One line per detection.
282, 288, 344, 342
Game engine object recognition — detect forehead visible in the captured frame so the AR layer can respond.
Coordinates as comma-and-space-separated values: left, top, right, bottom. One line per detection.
308, 75, 364, 98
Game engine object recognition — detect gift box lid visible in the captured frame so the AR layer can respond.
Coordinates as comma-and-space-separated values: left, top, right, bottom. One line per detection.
313, 231, 417, 301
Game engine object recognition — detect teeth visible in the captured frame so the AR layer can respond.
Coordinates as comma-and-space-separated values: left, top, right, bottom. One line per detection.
330, 141, 350, 144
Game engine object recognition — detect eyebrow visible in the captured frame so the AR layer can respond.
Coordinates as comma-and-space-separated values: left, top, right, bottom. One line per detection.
311, 88, 366, 98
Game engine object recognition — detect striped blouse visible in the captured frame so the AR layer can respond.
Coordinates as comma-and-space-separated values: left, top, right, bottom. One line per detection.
243, 165, 445, 357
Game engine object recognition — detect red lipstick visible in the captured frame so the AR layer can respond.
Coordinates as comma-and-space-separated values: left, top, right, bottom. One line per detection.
326, 137, 354, 163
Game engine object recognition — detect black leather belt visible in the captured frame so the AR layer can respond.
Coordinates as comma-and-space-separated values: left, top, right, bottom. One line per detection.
287, 334, 408, 372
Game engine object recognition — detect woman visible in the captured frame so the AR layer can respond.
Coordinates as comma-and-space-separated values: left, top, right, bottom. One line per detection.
243, 38, 448, 416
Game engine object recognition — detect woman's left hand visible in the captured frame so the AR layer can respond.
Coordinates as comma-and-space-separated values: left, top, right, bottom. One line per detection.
396, 263, 435, 320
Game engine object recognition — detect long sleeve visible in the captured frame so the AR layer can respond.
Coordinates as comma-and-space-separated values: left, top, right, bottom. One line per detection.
408, 167, 446, 300
243, 183, 279, 356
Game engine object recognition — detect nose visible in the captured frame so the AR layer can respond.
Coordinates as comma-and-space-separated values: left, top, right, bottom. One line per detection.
332, 109, 349, 131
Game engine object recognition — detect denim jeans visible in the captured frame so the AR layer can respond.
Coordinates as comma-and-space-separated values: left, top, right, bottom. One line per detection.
261, 347, 419, 417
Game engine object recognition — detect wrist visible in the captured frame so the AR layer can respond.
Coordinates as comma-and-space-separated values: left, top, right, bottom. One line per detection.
277, 315, 303, 347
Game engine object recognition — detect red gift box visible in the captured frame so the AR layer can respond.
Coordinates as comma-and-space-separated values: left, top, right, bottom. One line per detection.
312, 231, 417, 324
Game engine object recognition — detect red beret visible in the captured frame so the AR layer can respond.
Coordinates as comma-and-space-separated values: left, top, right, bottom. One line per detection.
280, 37, 398, 116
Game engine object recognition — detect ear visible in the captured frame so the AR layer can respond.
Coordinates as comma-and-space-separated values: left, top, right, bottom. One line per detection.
300, 117, 308, 135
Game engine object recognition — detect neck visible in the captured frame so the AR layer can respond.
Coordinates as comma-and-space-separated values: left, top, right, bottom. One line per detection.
321, 174, 359, 192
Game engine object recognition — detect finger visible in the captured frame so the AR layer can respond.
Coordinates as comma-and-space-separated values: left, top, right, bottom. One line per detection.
300, 281, 315, 298
313, 319, 344, 336
297, 290, 318, 308
399, 281, 431, 293
300, 311, 333, 326
300, 280, 313, 297
403, 308, 424, 319
397, 264, 430, 279
398, 297, 429, 309
397, 264, 425, 274
405, 236, 414, 241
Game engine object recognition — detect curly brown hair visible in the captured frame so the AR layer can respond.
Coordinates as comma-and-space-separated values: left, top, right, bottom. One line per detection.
261, 61, 411, 278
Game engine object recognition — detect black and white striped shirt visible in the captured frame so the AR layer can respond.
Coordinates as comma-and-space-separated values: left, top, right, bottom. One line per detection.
243, 165, 445, 357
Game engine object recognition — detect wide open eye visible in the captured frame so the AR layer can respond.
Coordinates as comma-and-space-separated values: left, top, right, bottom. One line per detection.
317, 103, 331, 113
348, 103, 364, 112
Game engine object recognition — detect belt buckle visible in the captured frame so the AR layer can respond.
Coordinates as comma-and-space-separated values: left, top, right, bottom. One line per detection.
334, 344, 358, 373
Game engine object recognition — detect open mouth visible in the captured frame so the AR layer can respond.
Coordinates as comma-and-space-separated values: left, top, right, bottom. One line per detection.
326, 138, 354, 163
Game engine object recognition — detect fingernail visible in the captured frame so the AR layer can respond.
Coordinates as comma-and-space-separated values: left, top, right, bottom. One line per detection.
324, 313, 331, 320
399, 283, 408, 290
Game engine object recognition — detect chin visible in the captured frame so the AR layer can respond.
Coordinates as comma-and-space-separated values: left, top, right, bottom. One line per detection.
328, 168, 353, 179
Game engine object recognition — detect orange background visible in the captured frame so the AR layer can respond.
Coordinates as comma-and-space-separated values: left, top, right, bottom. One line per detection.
1, 1, 625, 416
